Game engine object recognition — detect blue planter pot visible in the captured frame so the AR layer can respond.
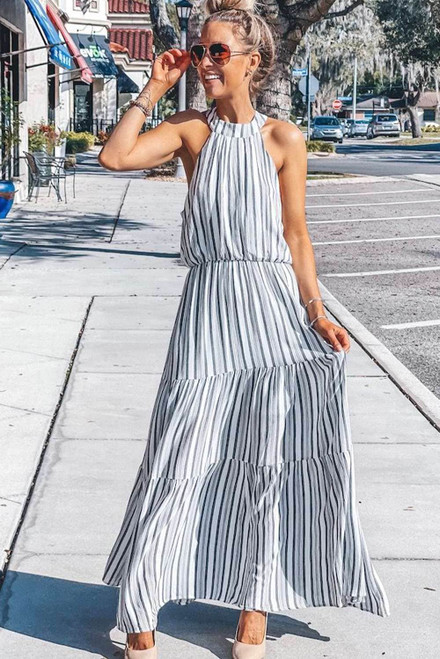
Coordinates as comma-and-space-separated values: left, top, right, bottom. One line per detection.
0, 180, 16, 218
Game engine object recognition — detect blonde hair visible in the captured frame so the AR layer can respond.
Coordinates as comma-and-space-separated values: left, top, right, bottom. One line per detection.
202, 0, 275, 100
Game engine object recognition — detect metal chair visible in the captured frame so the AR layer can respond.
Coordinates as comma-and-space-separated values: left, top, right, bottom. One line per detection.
23, 151, 76, 203
50, 154, 76, 202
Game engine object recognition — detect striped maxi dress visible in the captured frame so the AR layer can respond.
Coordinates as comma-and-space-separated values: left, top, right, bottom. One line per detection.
102, 100, 391, 632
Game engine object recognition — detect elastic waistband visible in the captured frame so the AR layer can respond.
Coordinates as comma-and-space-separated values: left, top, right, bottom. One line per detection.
187, 259, 292, 268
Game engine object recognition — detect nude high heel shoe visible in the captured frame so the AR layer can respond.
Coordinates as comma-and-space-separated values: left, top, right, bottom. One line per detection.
232, 612, 268, 659
124, 629, 157, 658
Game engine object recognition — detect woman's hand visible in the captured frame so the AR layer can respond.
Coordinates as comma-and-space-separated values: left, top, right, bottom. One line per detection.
310, 317, 350, 353
151, 48, 191, 90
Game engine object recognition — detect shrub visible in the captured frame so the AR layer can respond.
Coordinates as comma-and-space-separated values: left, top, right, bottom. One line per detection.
64, 131, 95, 154
422, 123, 440, 133
306, 140, 336, 153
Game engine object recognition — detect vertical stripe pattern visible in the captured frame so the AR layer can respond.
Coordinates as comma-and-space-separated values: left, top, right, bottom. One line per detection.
102, 102, 390, 632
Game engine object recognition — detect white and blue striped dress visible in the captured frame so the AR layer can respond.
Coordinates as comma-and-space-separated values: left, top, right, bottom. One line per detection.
102, 101, 390, 632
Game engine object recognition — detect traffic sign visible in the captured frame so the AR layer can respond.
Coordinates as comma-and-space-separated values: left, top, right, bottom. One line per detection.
298, 75, 319, 97
332, 99, 343, 111
292, 67, 307, 77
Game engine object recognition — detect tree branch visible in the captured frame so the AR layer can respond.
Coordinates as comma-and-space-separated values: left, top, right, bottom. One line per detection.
325, 0, 364, 19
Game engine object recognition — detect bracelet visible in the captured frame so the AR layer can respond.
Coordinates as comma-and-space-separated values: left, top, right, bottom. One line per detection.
128, 86, 155, 117
304, 296, 323, 308
309, 314, 327, 328
128, 98, 153, 118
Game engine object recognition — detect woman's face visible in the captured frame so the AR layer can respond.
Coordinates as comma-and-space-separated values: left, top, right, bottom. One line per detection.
194, 22, 259, 99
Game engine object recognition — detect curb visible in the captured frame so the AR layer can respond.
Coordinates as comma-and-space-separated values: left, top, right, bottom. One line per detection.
307, 152, 341, 158
405, 174, 440, 189
306, 175, 400, 187
319, 280, 440, 431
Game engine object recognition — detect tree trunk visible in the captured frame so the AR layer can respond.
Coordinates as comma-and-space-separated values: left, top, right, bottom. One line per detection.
407, 105, 422, 138
406, 89, 422, 138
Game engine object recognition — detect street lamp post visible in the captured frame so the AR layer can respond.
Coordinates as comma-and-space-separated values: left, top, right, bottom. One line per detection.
175, 0, 193, 180
352, 53, 357, 121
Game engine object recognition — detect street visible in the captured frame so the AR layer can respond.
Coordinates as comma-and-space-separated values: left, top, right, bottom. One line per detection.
0, 152, 439, 658
309, 139, 440, 176
306, 175, 440, 397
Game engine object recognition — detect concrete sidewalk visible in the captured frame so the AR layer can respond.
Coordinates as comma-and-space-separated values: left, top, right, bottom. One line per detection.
0, 154, 439, 658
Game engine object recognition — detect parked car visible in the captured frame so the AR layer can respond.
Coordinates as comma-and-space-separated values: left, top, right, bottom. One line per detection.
366, 114, 401, 139
339, 118, 353, 137
311, 116, 344, 143
348, 119, 370, 138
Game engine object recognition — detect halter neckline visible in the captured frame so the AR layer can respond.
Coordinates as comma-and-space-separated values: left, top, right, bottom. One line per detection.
206, 102, 267, 137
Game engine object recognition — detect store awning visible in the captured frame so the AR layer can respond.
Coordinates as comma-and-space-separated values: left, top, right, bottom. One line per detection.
117, 66, 139, 93
70, 33, 119, 78
24, 0, 73, 69
46, 5, 93, 84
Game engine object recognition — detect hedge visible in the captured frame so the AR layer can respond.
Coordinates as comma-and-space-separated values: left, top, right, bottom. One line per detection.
421, 124, 440, 133
64, 131, 96, 154
306, 140, 336, 153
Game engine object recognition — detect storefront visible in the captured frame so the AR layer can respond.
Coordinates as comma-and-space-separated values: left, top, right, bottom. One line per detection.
0, 20, 21, 179
70, 32, 118, 134
1, 0, 73, 185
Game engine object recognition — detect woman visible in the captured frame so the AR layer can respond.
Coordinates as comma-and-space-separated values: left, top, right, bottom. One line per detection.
99, 1, 390, 657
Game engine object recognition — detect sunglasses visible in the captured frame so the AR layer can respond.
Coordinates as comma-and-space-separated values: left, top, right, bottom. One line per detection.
190, 42, 251, 67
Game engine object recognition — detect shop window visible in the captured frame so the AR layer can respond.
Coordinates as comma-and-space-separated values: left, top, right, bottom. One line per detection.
0, 22, 20, 179
423, 109, 436, 122
73, 81, 93, 133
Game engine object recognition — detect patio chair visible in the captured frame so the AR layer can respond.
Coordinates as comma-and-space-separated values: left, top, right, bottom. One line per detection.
23, 151, 76, 203
50, 154, 76, 201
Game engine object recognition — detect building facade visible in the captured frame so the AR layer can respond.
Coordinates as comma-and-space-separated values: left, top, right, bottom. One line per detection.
0, 0, 132, 198
108, 0, 154, 118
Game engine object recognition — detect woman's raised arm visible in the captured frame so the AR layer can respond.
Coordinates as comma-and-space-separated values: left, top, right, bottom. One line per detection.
98, 48, 191, 172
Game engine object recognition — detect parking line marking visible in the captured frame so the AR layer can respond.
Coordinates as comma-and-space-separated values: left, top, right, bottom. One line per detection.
313, 234, 440, 245
307, 188, 431, 198
381, 319, 440, 329
308, 214, 440, 225
321, 265, 440, 277
308, 199, 440, 209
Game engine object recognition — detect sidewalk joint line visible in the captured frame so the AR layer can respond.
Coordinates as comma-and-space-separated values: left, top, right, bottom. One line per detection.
0, 242, 27, 270
109, 180, 131, 243
0, 296, 96, 589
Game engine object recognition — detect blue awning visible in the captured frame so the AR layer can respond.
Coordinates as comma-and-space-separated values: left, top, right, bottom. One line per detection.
117, 66, 139, 93
24, 0, 73, 70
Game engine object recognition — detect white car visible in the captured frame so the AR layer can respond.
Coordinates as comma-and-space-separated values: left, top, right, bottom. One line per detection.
311, 116, 343, 143
348, 119, 370, 137
366, 114, 401, 139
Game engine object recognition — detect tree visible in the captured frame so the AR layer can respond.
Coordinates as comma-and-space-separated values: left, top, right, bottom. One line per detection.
374, 0, 440, 136
301, 2, 386, 115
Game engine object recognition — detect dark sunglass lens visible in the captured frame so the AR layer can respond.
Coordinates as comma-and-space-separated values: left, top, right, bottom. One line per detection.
190, 45, 205, 65
210, 43, 230, 62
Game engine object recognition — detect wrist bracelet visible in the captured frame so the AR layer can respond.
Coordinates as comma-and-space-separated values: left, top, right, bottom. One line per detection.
128, 92, 154, 117
309, 314, 327, 328
128, 99, 152, 118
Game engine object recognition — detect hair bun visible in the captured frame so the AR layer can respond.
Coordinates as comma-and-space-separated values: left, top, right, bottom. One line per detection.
202, 0, 274, 101
205, 0, 256, 15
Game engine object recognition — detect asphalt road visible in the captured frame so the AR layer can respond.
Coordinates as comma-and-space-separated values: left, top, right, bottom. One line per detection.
309, 139, 440, 176
306, 177, 440, 397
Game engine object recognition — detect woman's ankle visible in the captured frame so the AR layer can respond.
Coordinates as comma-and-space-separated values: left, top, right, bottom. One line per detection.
127, 630, 155, 650
237, 610, 267, 644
